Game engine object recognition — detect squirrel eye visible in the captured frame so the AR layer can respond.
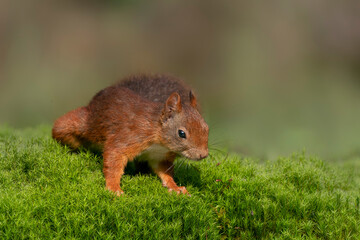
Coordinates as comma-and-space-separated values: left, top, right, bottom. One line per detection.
178, 130, 186, 139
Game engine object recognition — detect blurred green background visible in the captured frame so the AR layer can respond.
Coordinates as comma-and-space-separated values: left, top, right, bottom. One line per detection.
1, 0, 360, 160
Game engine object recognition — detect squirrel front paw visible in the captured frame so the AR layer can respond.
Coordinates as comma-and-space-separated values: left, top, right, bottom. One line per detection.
114, 190, 124, 196
168, 186, 190, 196
106, 186, 124, 197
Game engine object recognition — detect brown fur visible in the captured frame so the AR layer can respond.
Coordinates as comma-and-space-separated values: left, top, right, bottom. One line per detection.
52, 74, 209, 195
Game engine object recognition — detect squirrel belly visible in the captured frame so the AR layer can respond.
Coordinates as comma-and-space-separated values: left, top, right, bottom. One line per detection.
137, 144, 172, 169
52, 74, 209, 196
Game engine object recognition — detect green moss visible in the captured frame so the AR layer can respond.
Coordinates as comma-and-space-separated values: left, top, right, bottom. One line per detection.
0, 126, 359, 239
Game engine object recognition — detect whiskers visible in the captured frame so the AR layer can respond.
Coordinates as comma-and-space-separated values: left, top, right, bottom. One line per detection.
207, 118, 229, 156
164, 162, 176, 174
207, 138, 230, 168
165, 156, 201, 174
208, 137, 228, 156
209, 146, 227, 155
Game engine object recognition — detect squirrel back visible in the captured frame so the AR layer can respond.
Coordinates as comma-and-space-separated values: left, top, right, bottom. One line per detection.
118, 74, 196, 107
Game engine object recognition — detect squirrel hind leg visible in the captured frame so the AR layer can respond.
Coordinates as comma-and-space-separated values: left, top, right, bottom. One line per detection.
52, 107, 89, 150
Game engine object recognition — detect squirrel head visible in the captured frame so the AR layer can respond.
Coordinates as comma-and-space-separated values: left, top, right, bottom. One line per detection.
160, 91, 209, 160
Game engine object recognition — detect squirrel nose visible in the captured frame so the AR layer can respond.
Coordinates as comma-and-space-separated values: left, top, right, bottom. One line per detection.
199, 150, 208, 160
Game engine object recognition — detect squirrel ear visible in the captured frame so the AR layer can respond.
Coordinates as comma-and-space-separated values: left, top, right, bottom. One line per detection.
163, 92, 182, 120
189, 91, 197, 108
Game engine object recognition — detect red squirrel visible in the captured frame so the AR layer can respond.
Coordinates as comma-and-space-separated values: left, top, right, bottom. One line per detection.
52, 74, 209, 195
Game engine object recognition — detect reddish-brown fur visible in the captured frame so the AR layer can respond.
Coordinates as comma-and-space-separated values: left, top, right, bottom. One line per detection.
52, 74, 209, 195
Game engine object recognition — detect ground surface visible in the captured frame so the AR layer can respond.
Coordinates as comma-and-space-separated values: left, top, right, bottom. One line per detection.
0, 126, 359, 239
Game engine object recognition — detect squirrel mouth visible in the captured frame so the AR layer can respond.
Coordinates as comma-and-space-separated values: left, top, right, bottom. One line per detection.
181, 150, 208, 161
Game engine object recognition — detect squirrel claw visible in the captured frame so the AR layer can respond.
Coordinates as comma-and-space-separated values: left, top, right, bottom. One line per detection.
168, 186, 190, 196
115, 190, 124, 196
106, 187, 124, 197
